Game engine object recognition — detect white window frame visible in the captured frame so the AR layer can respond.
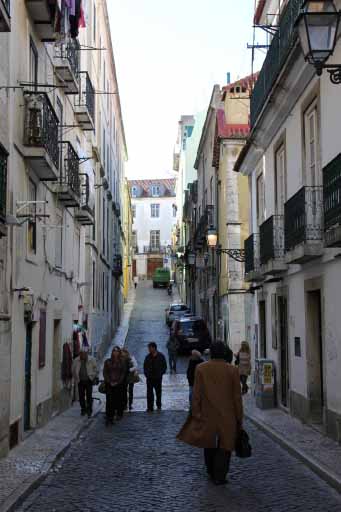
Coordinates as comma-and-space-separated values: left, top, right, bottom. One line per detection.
151, 203, 160, 218
150, 230, 160, 249
151, 185, 160, 197
275, 144, 286, 215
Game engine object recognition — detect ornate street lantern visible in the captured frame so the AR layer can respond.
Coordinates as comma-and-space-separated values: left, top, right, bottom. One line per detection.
207, 226, 218, 247
297, 0, 341, 82
187, 251, 196, 266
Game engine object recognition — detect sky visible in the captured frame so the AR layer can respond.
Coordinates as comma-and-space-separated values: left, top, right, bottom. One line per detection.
108, 0, 265, 180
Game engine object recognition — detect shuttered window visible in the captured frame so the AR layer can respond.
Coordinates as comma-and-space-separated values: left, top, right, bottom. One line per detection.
38, 310, 47, 368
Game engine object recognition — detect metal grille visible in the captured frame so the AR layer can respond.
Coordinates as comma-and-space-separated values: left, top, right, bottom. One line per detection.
61, 142, 80, 196
323, 153, 341, 231
284, 186, 323, 251
260, 215, 284, 265
24, 92, 59, 169
66, 38, 80, 78
77, 72, 95, 124
245, 233, 256, 274
250, 0, 305, 127
0, 144, 7, 221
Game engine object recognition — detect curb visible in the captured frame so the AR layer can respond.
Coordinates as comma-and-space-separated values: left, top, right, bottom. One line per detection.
246, 413, 341, 494
1, 401, 103, 512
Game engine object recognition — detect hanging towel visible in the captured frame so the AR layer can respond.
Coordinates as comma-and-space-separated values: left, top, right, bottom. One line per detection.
79, 1, 86, 29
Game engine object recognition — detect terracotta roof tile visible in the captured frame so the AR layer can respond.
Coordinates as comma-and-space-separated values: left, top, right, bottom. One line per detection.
128, 178, 176, 197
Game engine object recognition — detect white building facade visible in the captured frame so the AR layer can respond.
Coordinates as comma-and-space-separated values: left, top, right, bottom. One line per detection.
129, 179, 176, 280
0, 0, 128, 455
236, 0, 341, 441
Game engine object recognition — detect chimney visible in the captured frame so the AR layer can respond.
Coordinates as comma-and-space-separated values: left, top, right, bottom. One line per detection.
226, 72, 231, 85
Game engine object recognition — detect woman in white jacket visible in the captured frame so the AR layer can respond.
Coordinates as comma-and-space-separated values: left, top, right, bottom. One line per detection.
122, 348, 139, 411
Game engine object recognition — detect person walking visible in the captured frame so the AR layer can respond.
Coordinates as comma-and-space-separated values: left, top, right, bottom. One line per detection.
126, 351, 139, 410
103, 346, 129, 424
143, 342, 167, 412
235, 341, 251, 395
186, 350, 204, 407
72, 347, 99, 418
166, 331, 179, 374
133, 275, 139, 289
177, 342, 243, 485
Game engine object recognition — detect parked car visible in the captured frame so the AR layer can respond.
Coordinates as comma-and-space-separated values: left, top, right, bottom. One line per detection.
152, 267, 171, 288
172, 316, 212, 354
165, 303, 191, 326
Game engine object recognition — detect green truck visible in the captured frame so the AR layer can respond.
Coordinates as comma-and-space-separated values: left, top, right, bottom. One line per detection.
152, 268, 171, 288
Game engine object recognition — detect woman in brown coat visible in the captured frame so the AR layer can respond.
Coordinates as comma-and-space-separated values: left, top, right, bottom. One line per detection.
177, 342, 243, 484
103, 346, 128, 424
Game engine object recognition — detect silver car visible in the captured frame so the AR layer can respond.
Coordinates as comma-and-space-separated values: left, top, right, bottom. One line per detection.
165, 303, 191, 326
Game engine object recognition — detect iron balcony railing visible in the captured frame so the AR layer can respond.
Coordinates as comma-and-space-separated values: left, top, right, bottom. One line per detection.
79, 172, 94, 211
245, 233, 260, 274
284, 186, 323, 252
76, 72, 95, 124
143, 245, 167, 254
24, 91, 59, 169
61, 142, 81, 197
323, 153, 341, 232
0, 144, 8, 222
250, 0, 305, 128
260, 215, 285, 265
55, 38, 80, 78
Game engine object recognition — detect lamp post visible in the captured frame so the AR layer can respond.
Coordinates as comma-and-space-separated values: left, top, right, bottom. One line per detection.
296, 0, 341, 83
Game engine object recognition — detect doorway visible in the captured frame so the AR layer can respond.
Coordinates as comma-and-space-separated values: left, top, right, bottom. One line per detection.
24, 323, 33, 431
278, 296, 289, 407
306, 289, 324, 423
259, 301, 267, 358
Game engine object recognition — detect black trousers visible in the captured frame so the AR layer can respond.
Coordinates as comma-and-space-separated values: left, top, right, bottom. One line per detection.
146, 378, 162, 410
106, 383, 125, 419
240, 375, 249, 394
204, 446, 231, 481
168, 352, 177, 372
128, 383, 134, 407
78, 380, 93, 413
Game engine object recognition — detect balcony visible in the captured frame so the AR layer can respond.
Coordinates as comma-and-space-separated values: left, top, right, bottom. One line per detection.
143, 245, 167, 254
54, 39, 80, 94
244, 233, 262, 282
113, 255, 123, 277
25, 0, 60, 42
75, 174, 94, 225
0, 0, 10, 32
250, 0, 305, 128
260, 215, 287, 275
0, 144, 8, 238
53, 142, 80, 207
284, 186, 324, 263
323, 154, 341, 248
23, 92, 59, 181
74, 72, 95, 131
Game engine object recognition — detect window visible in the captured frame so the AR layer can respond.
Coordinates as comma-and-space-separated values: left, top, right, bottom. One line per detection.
132, 204, 136, 218
172, 204, 177, 217
38, 310, 47, 368
29, 38, 38, 90
92, 261, 96, 309
275, 145, 286, 215
151, 185, 160, 197
75, 229, 80, 279
151, 204, 160, 218
27, 179, 37, 254
256, 173, 265, 226
304, 103, 320, 186
55, 213, 63, 268
150, 230, 160, 249
132, 231, 137, 249
131, 186, 137, 198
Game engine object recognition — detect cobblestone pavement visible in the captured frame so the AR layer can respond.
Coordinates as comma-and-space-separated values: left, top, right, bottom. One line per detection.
16, 281, 341, 511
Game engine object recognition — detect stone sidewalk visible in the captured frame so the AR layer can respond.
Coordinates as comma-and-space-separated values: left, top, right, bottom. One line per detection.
0, 288, 137, 512
244, 393, 341, 493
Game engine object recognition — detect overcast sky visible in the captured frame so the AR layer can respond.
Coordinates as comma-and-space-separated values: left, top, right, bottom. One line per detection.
108, 1, 265, 180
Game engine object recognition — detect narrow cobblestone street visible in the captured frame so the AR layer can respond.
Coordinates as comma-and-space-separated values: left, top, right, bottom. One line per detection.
17, 282, 341, 511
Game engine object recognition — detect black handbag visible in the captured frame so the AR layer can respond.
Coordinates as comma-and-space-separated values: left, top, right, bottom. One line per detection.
235, 429, 252, 458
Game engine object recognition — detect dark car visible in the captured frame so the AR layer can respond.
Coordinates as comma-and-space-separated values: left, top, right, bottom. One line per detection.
165, 303, 191, 326
173, 316, 212, 354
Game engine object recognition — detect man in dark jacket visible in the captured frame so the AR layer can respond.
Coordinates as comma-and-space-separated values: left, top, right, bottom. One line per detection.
144, 342, 167, 412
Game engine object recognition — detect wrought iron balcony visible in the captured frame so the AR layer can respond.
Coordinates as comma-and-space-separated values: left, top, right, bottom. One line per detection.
113, 255, 123, 277
143, 245, 167, 254
244, 233, 262, 282
25, 0, 60, 42
53, 142, 80, 207
23, 91, 59, 180
54, 39, 80, 94
284, 186, 323, 263
74, 72, 95, 131
75, 173, 94, 225
0, 144, 7, 237
250, 0, 305, 128
323, 153, 341, 247
0, 0, 10, 32
260, 215, 287, 274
